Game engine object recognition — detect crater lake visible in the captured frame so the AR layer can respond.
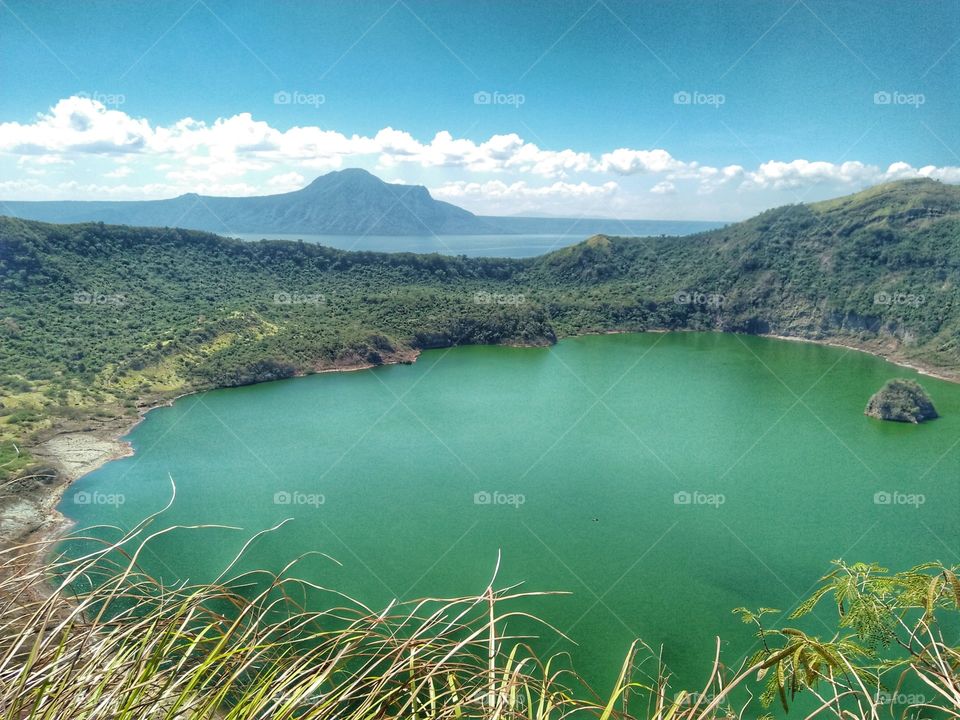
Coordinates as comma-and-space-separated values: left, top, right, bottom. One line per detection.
58, 332, 960, 693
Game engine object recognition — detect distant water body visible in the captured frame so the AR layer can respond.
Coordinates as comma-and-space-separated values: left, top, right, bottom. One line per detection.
230, 220, 724, 257
59, 333, 959, 695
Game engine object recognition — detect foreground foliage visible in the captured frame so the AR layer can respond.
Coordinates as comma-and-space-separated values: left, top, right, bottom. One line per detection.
0, 501, 956, 719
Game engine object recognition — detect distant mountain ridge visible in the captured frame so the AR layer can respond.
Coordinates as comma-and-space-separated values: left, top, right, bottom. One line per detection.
0, 169, 486, 236
0, 169, 721, 237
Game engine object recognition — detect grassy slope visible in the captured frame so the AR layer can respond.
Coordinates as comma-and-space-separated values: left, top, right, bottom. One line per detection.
1, 178, 958, 480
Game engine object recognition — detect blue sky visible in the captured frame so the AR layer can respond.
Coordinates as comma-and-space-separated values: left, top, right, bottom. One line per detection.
1, 0, 958, 220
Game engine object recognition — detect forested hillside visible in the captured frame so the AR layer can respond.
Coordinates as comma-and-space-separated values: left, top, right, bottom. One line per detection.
2, 178, 958, 479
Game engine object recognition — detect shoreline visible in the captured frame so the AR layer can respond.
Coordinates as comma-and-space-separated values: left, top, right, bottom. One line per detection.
0, 349, 423, 549
5, 391, 186, 549
5, 329, 956, 549
761, 333, 960, 384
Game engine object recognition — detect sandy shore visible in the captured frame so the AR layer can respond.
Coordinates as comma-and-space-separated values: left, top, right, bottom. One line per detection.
0, 425, 137, 546
762, 333, 960, 383
0, 349, 423, 548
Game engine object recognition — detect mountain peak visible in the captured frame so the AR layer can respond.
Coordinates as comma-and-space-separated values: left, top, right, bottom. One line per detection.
0, 166, 484, 235
303, 168, 384, 192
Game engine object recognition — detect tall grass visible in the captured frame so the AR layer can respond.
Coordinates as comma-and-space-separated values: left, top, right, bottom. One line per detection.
0, 499, 956, 719
0, 505, 625, 719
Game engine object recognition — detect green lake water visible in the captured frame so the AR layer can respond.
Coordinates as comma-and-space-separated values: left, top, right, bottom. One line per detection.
59, 332, 960, 695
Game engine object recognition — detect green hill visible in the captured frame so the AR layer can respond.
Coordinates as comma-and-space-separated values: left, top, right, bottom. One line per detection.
1, 178, 958, 482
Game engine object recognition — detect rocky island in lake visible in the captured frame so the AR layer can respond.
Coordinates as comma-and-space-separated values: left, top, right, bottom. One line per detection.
865, 379, 939, 423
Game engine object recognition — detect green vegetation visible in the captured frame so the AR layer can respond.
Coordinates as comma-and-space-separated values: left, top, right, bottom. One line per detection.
1, 516, 957, 718
865, 378, 939, 423
1, 179, 959, 718
2, 178, 960, 480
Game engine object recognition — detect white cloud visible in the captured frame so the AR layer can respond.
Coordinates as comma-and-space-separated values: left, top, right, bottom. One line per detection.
744, 160, 876, 189
431, 179, 618, 215
739, 159, 960, 191
599, 148, 689, 175
266, 171, 306, 191
104, 166, 133, 178
882, 161, 960, 183
0, 179, 259, 200
17, 154, 71, 167
0, 97, 151, 155
1, 96, 959, 218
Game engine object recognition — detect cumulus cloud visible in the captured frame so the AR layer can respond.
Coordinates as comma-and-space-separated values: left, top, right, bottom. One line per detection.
650, 181, 676, 195
266, 171, 306, 192
0, 98, 151, 155
740, 159, 960, 191
432, 179, 619, 215
0, 98, 603, 181
599, 148, 690, 175
743, 160, 876, 189
375, 130, 593, 177
0, 178, 261, 200
104, 166, 133, 178
880, 162, 960, 184
1, 96, 959, 216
